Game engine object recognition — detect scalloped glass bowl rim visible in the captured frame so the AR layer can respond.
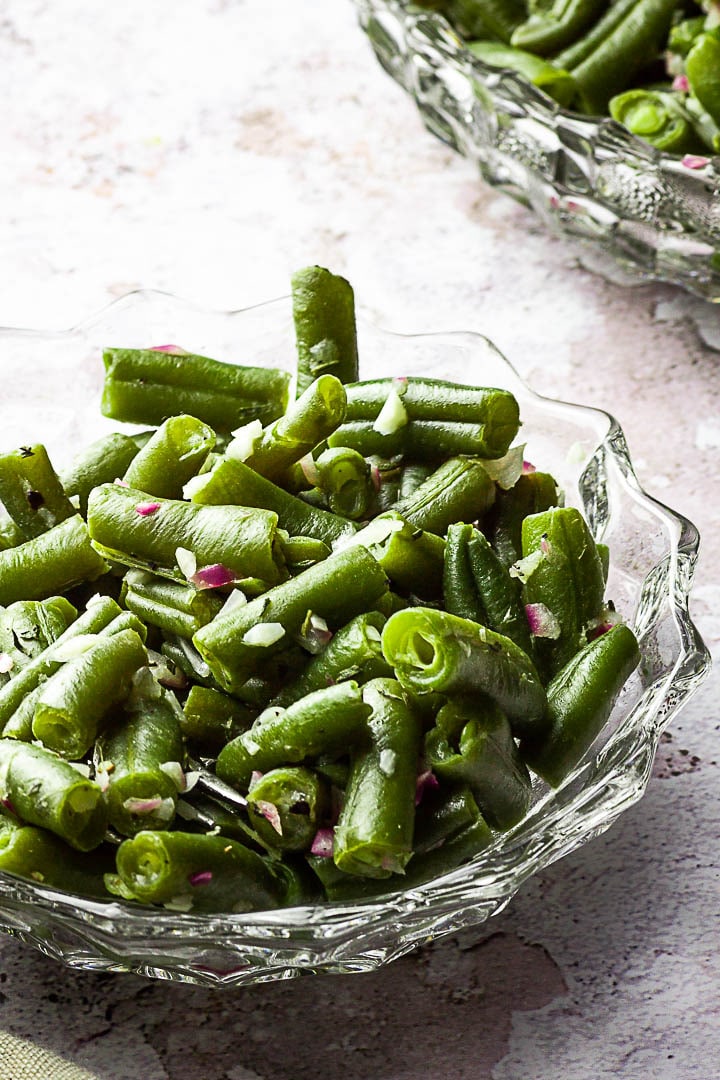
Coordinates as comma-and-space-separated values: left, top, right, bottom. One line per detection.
0, 289, 710, 982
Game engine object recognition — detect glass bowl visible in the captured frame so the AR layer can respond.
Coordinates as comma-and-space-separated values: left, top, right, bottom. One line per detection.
0, 289, 709, 987
353, 0, 720, 302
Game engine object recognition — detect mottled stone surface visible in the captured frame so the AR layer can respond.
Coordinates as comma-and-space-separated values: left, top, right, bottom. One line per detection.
0, 1, 718, 1077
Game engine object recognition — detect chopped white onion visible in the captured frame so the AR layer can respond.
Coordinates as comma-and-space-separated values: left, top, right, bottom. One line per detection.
227, 419, 263, 461
175, 546, 197, 579
373, 388, 408, 435
242, 623, 285, 647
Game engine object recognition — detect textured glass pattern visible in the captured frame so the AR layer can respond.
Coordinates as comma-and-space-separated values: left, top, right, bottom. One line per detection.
0, 290, 710, 987
354, 0, 720, 302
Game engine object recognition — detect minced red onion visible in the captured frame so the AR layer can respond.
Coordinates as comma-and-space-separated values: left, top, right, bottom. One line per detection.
191, 563, 237, 590
188, 870, 213, 887
134, 501, 162, 516
299, 453, 320, 486
113, 478, 130, 487
525, 602, 561, 639
522, 460, 536, 475
149, 344, 189, 355
253, 799, 283, 835
310, 828, 335, 857
682, 154, 710, 170
123, 796, 163, 814
672, 74, 690, 92
415, 769, 440, 807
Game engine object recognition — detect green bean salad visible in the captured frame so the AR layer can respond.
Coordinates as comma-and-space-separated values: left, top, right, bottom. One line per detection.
0, 266, 639, 913
416, 0, 720, 159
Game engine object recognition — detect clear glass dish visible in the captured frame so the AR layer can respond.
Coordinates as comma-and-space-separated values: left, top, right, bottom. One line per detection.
354, 0, 720, 302
0, 289, 710, 987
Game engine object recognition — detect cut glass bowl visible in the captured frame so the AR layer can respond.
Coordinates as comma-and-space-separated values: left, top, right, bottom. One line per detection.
354, 0, 720, 301
0, 290, 710, 987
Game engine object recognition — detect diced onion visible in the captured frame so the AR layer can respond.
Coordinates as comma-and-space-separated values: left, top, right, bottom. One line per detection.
227, 419, 263, 461
373, 388, 408, 435
242, 623, 285, 647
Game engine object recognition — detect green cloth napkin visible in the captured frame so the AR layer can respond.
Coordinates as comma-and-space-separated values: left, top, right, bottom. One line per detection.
0, 1031, 100, 1080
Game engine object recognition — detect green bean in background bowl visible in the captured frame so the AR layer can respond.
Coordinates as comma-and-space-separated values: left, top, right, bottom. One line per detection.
0, 267, 708, 986
354, 0, 720, 301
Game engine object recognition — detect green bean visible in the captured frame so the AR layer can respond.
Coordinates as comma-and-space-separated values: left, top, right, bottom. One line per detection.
467, 40, 577, 107
389, 456, 496, 535
344, 376, 519, 428
193, 545, 388, 693
122, 414, 215, 499
443, 523, 532, 653
381, 607, 547, 738
0, 816, 115, 897
122, 569, 223, 640
31, 628, 148, 759
0, 740, 107, 851
328, 418, 519, 462
241, 375, 347, 482
345, 513, 446, 600
246, 766, 329, 853
281, 534, 332, 572
520, 506, 606, 677
0, 596, 122, 732
114, 830, 286, 912
60, 433, 141, 516
511, 0, 608, 56
216, 681, 371, 790
181, 685, 256, 754
101, 347, 290, 431
87, 483, 284, 588
314, 447, 374, 520
0, 444, 77, 540
291, 266, 359, 397
0, 517, 22, 551
444, 0, 526, 43
334, 679, 422, 878
520, 623, 640, 786
609, 89, 704, 153
269, 611, 391, 708
486, 470, 561, 567
0, 515, 108, 607
0, 597, 77, 682
398, 462, 433, 500
96, 692, 185, 836
557, 0, 678, 114
187, 455, 356, 547
686, 32, 720, 128
425, 697, 533, 830
412, 783, 481, 856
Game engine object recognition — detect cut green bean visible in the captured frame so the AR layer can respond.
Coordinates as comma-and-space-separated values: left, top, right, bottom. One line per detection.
181, 685, 256, 754
61, 433, 141, 516
345, 513, 446, 600
193, 545, 388, 693
246, 766, 329, 853
0, 740, 107, 851
270, 611, 391, 708
0, 596, 77, 682
114, 830, 286, 912
122, 569, 223, 639
467, 40, 577, 107
390, 456, 496, 535
333, 678, 422, 878
314, 447, 374, 520
87, 483, 284, 587
122, 414, 215, 499
96, 692, 185, 836
0, 817, 115, 898
0, 515, 108, 607
425, 696, 533, 830
520, 623, 640, 786
291, 266, 359, 397
101, 347, 290, 431
382, 606, 547, 737
0, 444, 77, 540
187, 455, 357, 547
241, 375, 347, 482
216, 681, 371, 790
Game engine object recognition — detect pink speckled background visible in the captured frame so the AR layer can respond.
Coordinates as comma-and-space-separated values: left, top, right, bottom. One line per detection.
0, 2, 718, 1076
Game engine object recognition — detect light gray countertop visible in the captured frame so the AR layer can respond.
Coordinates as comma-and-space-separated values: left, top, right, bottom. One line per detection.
0, 2, 718, 1077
